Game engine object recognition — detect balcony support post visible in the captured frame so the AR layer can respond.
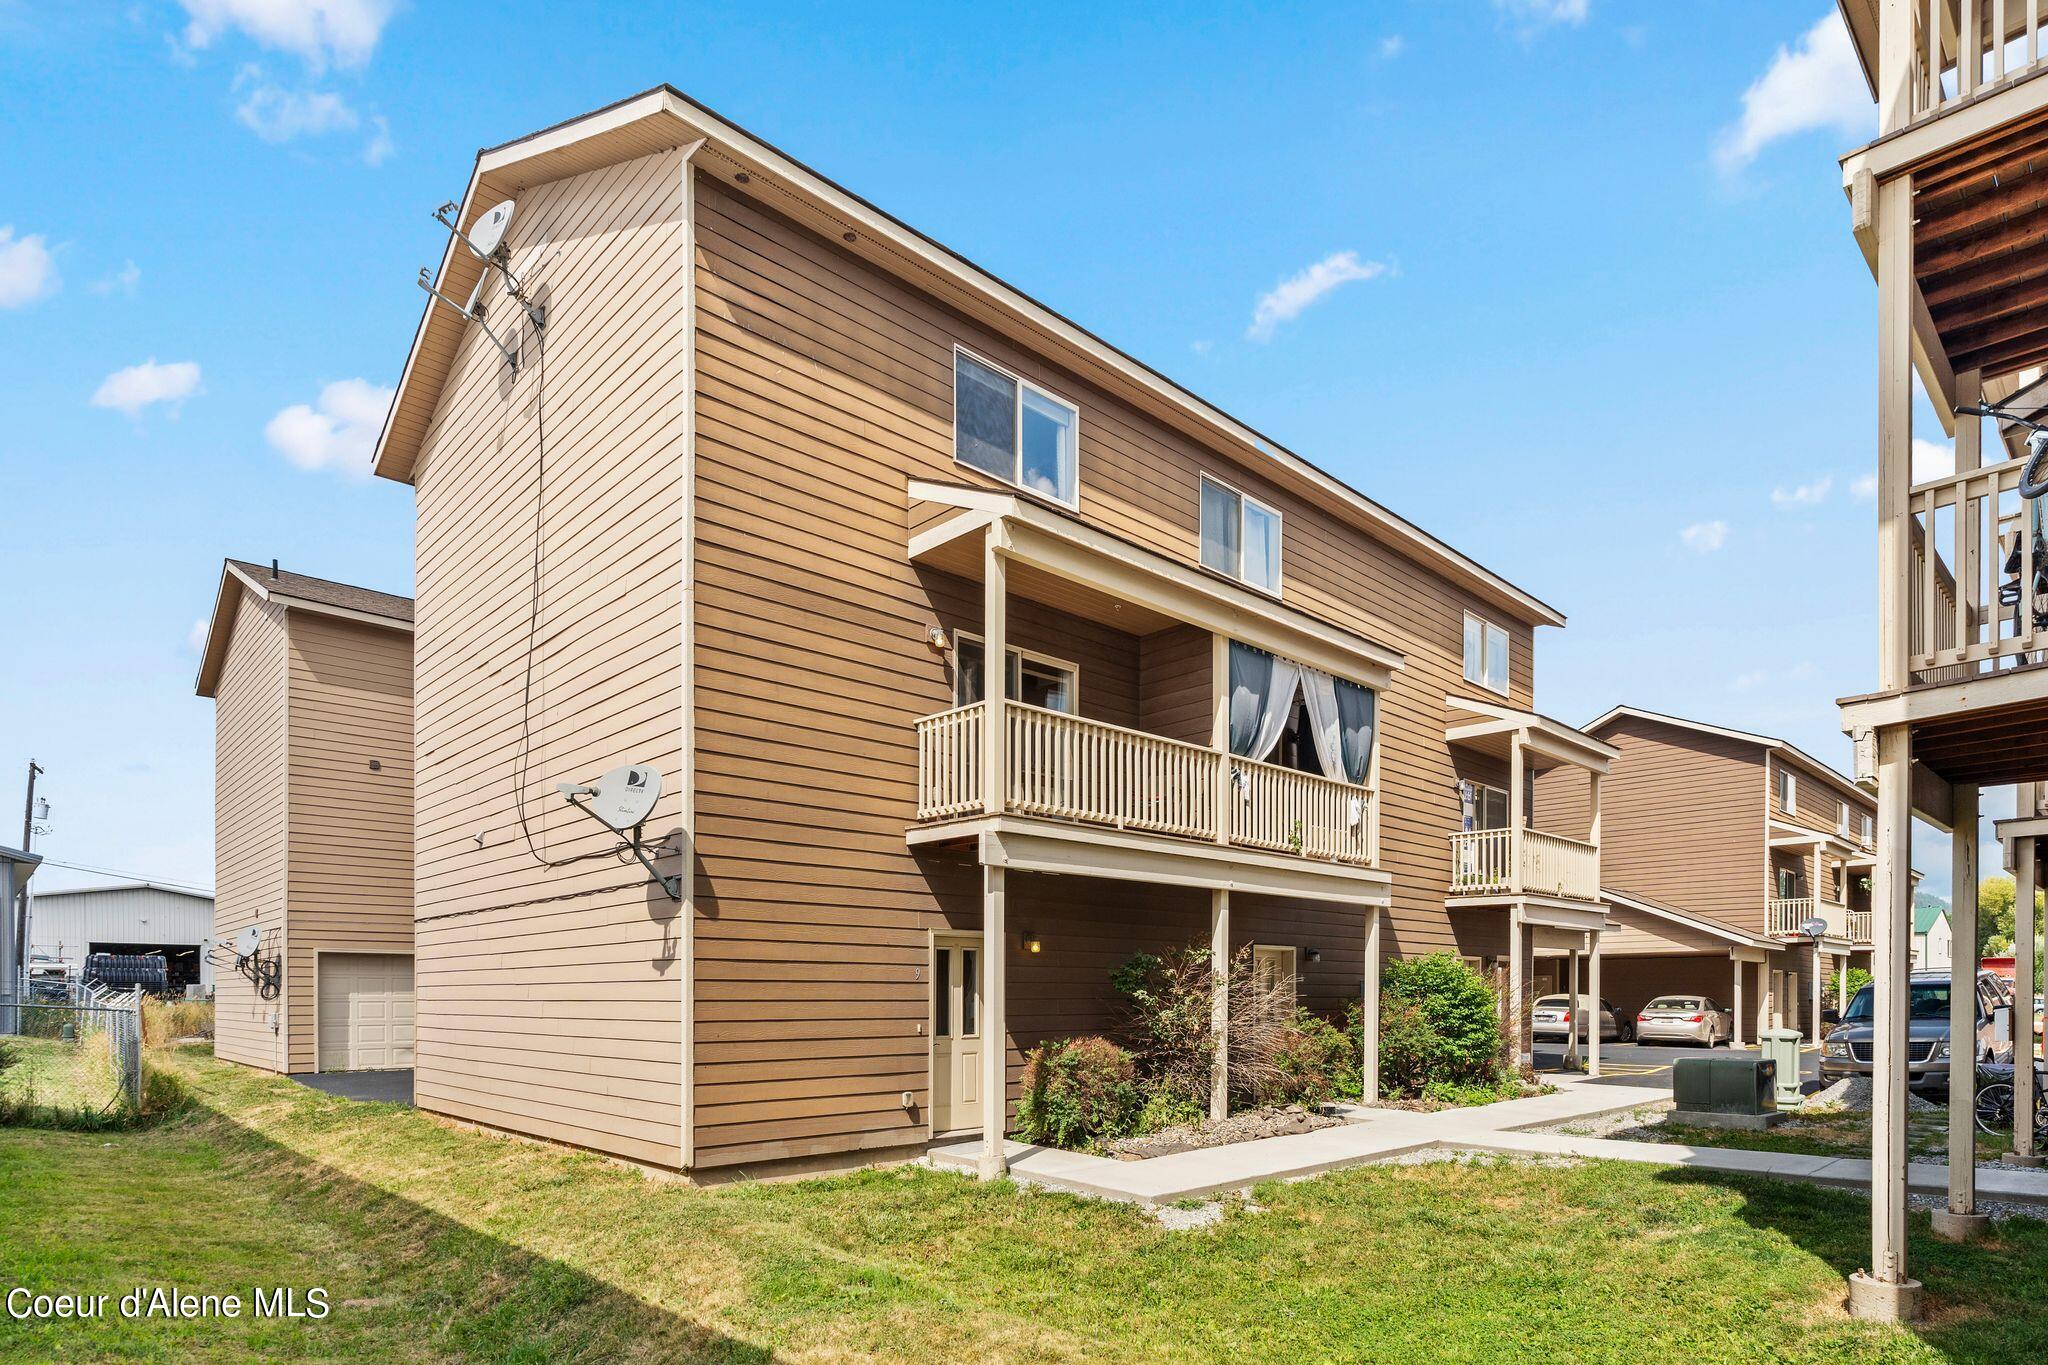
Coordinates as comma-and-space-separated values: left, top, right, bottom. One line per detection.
1508, 731, 1527, 896
1564, 946, 1582, 1070
1732, 955, 1746, 1049
1838, 955, 1849, 1014
1851, 722, 1921, 1321
1811, 938, 1825, 1044
982, 524, 1006, 820
1876, 172, 1916, 692
1210, 634, 1231, 846
1361, 905, 1380, 1103
1587, 930, 1602, 1079
1209, 888, 1230, 1122
1956, 369, 1982, 656
1507, 903, 1528, 1072
1879, 0, 1921, 133
978, 863, 1008, 1180
1937, 782, 1987, 1239
2017, 837, 2040, 1165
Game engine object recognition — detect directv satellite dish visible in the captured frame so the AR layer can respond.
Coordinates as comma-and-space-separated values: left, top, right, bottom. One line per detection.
233, 926, 261, 961
1800, 916, 1828, 940
467, 199, 517, 260
561, 764, 662, 832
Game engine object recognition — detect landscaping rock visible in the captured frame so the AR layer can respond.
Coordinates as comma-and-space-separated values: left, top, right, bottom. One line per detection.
1801, 1075, 1941, 1115
1105, 1104, 1344, 1160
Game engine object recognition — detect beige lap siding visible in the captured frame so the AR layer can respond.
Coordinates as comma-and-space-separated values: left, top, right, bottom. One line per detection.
213, 593, 289, 1072
690, 172, 1523, 1167
283, 614, 414, 1073
409, 147, 690, 1167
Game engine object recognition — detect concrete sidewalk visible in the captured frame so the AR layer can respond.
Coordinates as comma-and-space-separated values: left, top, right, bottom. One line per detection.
928, 1077, 2048, 1210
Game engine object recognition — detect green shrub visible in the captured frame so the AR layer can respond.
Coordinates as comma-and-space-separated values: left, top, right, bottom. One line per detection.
1134, 1087, 1205, 1135
1377, 954, 1505, 1099
1014, 1037, 1140, 1151
1260, 1010, 1360, 1106
1110, 949, 1215, 1109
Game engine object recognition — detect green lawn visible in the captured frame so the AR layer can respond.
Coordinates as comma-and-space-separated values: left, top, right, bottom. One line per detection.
2, 1049, 2047, 1362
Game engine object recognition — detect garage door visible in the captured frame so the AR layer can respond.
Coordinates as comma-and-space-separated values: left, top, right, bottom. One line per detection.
317, 953, 415, 1072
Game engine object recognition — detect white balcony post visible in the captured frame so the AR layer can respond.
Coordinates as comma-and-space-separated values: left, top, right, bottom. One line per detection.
1957, 370, 1983, 652
1732, 955, 1746, 1049
1587, 930, 1602, 1079
1564, 947, 1582, 1070
1811, 939, 1824, 1044
1210, 888, 1230, 1122
1937, 782, 1986, 1239
2018, 839, 2040, 1165
1878, 0, 1921, 133
1361, 905, 1381, 1103
983, 525, 1006, 818
1876, 173, 1916, 692
1588, 769, 1602, 889
1851, 722, 1920, 1320
1508, 731, 1527, 895
1507, 904, 1527, 1072
1211, 633, 1232, 846
979, 863, 1008, 1180
1838, 955, 1850, 1013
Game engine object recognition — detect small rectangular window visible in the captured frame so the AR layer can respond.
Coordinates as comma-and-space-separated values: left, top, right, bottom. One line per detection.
960, 948, 978, 1036
954, 634, 1077, 714
1775, 767, 1796, 814
1198, 475, 1282, 594
1463, 613, 1509, 695
953, 349, 1078, 506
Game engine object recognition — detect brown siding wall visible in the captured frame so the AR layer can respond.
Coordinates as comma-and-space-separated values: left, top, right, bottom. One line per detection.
689, 170, 1538, 1168
211, 592, 289, 1071
408, 147, 690, 1167
282, 614, 414, 1073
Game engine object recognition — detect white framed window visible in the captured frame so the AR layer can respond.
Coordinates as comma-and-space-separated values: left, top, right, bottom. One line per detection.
1251, 944, 1299, 1021
1199, 475, 1283, 595
1837, 803, 1851, 837
1860, 811, 1873, 843
1774, 766, 1796, 815
952, 347, 1079, 507
953, 633, 1077, 714
1462, 613, 1510, 695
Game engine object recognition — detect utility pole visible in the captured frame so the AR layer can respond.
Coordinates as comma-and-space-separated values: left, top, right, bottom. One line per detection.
16, 760, 41, 983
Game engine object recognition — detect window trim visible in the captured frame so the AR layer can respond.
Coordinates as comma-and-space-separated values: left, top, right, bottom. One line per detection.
950, 344, 1081, 510
952, 631, 1081, 712
1775, 766, 1797, 816
1197, 472, 1285, 598
1462, 611, 1511, 696
1251, 944, 1299, 1020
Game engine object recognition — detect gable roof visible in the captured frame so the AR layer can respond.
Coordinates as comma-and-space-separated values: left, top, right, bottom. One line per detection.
1602, 886, 1775, 952
372, 85, 1566, 631
1584, 704, 1873, 813
1913, 899, 1949, 935
31, 880, 214, 903
195, 559, 412, 697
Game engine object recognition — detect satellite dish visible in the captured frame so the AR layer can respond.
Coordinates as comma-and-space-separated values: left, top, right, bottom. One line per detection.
564, 764, 662, 832
1800, 916, 1829, 940
233, 926, 261, 961
467, 199, 517, 260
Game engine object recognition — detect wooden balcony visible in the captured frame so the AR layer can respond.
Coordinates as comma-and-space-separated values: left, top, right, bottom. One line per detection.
914, 700, 1375, 866
1447, 827, 1600, 903
1767, 897, 1869, 945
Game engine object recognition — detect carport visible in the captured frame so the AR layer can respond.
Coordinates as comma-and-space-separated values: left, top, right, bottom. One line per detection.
1600, 889, 1780, 1046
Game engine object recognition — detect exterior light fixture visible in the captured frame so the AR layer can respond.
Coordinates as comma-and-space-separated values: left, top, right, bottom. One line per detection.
1023, 932, 1043, 955
925, 625, 950, 652
1304, 947, 1322, 963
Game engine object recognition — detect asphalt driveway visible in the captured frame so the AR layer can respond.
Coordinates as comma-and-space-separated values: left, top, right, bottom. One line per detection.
1533, 1040, 1820, 1091
293, 1069, 414, 1104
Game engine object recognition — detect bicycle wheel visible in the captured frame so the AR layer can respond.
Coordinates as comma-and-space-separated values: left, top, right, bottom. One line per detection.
1977, 1082, 2015, 1136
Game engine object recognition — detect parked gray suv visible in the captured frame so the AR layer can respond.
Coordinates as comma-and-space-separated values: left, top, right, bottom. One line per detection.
1821, 970, 2012, 1094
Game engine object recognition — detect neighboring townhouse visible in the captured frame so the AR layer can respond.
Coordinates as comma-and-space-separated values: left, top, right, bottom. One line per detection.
195, 560, 415, 1074
1911, 899, 1952, 972
369, 86, 1608, 1179
1540, 707, 1879, 1044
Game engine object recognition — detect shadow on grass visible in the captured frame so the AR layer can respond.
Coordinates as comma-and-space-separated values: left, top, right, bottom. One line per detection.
0, 1064, 769, 1364
1649, 1164, 2048, 1359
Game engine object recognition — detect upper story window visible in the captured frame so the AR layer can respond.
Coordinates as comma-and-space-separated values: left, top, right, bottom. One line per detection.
1860, 811, 1873, 843
1774, 766, 1796, 814
954, 633, 1076, 714
1462, 613, 1509, 695
1837, 802, 1852, 837
953, 349, 1078, 507
1199, 476, 1283, 595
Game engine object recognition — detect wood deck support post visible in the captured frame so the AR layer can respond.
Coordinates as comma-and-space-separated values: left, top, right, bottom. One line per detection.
979, 863, 1008, 1180
1210, 887, 1230, 1122
1876, 171, 1915, 695
1878, 0, 1920, 134
1361, 905, 1380, 1104
1211, 633, 1232, 846
1587, 931, 1602, 1079
2017, 839, 2040, 1165
1852, 722, 1921, 1320
1564, 946, 1582, 1069
1733, 955, 1746, 1049
1838, 955, 1850, 1014
983, 524, 1007, 819
1508, 732, 1527, 895
1811, 940, 1824, 1044
1937, 783, 1987, 1239
1508, 903, 1527, 1072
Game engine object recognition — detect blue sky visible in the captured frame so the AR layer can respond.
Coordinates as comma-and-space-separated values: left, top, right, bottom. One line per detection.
0, 1, 1987, 894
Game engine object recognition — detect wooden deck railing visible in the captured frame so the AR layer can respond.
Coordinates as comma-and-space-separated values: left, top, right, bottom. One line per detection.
1894, 1, 2048, 131
913, 701, 1375, 865
1848, 909, 1873, 945
1906, 455, 2046, 679
1767, 898, 1855, 940
1447, 828, 1600, 902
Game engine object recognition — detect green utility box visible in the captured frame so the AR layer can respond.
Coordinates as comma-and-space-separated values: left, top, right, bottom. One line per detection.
1672, 1055, 1778, 1116
1759, 1028, 1805, 1108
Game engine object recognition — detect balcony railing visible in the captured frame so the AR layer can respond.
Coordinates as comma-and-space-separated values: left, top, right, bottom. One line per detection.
914, 700, 1375, 864
1447, 827, 1600, 902
1848, 909, 1873, 944
1906, 455, 2046, 679
1767, 897, 1862, 941
1893, 3, 2048, 133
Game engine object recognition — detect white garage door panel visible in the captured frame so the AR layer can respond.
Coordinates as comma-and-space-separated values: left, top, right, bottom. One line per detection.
317, 954, 415, 1072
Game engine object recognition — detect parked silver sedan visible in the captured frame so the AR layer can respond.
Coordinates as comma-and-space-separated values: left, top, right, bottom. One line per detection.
1530, 994, 1631, 1043
1635, 995, 1735, 1047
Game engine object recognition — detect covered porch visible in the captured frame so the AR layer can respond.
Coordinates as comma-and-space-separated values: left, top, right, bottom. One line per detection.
1444, 698, 1612, 906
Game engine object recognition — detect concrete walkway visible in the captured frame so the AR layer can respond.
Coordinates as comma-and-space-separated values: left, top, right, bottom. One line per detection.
928, 1078, 2048, 1210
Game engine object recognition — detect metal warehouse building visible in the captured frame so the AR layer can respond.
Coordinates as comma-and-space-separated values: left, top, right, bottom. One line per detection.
27, 881, 216, 992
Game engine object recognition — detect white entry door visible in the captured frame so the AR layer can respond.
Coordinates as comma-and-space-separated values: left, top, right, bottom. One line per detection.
931, 935, 982, 1135
317, 953, 416, 1071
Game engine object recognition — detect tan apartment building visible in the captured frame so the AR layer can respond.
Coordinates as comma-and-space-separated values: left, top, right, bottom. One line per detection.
369, 86, 1610, 1179
1831, 0, 2048, 1312
195, 560, 415, 1075
1541, 707, 1879, 1046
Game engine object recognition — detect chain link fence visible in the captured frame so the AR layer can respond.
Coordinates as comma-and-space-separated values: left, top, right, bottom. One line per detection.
0, 980, 144, 1122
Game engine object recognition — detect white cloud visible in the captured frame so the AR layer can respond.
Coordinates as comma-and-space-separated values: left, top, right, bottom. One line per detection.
1850, 472, 1879, 501
1714, 12, 1872, 174
1247, 250, 1388, 342
0, 225, 59, 308
1681, 520, 1729, 552
1495, 0, 1589, 30
264, 377, 394, 476
177, 0, 393, 71
1378, 35, 1405, 59
1732, 668, 1768, 691
1190, 339, 1214, 356
90, 260, 141, 296
362, 113, 393, 166
1770, 475, 1832, 508
186, 617, 211, 655
234, 67, 358, 141
1912, 436, 1957, 483
91, 359, 202, 417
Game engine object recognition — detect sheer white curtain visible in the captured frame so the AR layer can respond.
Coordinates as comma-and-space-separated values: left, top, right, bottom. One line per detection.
1227, 642, 1301, 764
1297, 667, 1348, 784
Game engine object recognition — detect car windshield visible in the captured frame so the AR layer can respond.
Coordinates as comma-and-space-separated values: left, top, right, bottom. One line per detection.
1841, 982, 1950, 1023
1647, 997, 1703, 1010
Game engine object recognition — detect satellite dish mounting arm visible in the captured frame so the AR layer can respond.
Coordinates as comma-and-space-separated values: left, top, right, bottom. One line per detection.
418, 267, 521, 372
558, 785, 683, 901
